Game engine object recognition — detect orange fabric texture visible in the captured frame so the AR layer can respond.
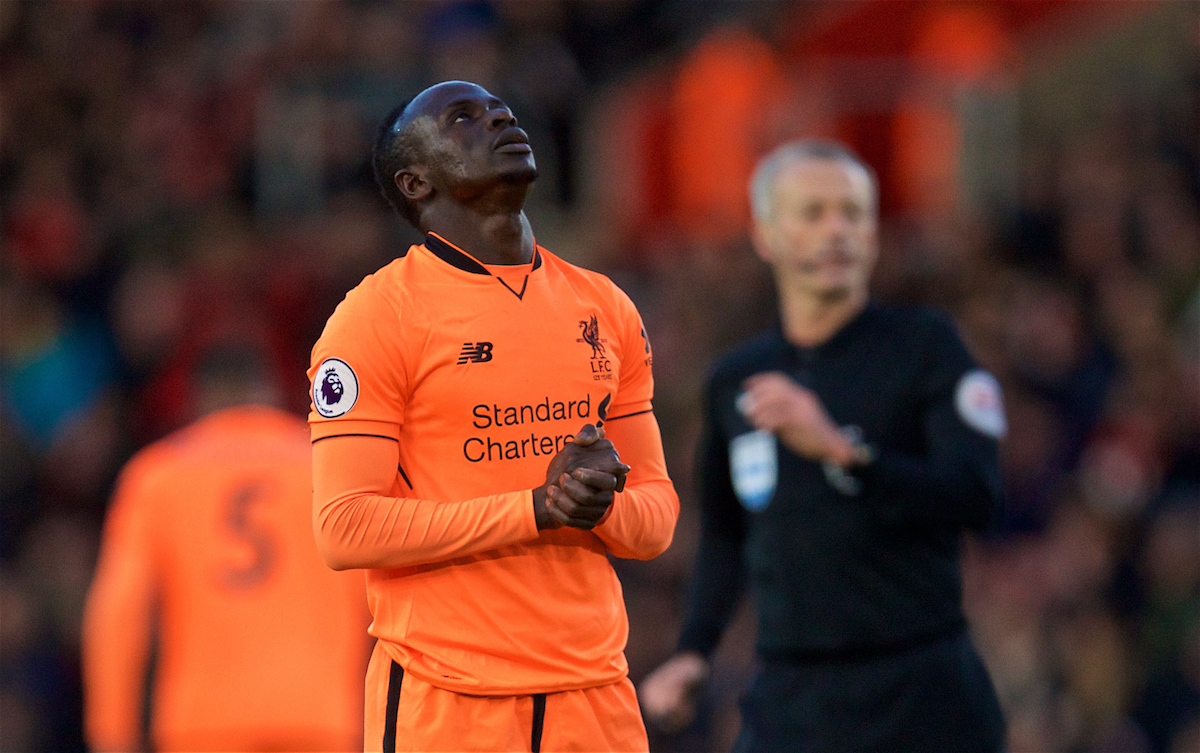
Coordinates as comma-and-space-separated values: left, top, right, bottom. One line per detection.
308, 236, 679, 696
363, 642, 648, 753
82, 406, 370, 753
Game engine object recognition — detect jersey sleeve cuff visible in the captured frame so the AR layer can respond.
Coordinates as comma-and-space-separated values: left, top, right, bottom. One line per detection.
519, 488, 540, 540
604, 399, 653, 422
309, 418, 401, 443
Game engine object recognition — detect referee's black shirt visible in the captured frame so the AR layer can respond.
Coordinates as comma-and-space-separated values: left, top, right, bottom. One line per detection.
678, 303, 1005, 661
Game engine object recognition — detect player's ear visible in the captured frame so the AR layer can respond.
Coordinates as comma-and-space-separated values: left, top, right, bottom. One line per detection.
396, 167, 432, 202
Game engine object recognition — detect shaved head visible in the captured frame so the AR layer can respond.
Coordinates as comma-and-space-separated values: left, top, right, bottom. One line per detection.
371, 81, 534, 230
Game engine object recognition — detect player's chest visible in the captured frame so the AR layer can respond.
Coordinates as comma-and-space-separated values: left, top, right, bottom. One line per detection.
403, 290, 624, 422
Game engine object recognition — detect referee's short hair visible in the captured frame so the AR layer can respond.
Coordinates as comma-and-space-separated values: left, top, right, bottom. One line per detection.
372, 99, 421, 229
749, 140, 879, 223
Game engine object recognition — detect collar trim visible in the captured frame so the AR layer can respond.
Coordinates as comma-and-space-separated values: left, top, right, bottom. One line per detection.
425, 232, 488, 275
424, 232, 543, 275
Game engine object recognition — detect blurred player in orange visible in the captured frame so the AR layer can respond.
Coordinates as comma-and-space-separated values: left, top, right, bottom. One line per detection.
83, 339, 371, 752
308, 80, 679, 752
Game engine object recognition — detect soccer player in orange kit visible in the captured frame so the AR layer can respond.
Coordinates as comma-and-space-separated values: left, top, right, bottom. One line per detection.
308, 80, 680, 752
83, 341, 371, 753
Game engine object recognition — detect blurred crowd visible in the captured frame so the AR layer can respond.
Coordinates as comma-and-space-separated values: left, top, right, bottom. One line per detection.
1, 2, 1197, 752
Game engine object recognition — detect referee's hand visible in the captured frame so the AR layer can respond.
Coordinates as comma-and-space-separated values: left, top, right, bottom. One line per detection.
740, 371, 861, 467
533, 424, 630, 530
639, 651, 709, 734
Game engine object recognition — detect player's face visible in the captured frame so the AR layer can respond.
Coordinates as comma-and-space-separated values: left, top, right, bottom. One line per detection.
405, 81, 537, 190
753, 159, 878, 301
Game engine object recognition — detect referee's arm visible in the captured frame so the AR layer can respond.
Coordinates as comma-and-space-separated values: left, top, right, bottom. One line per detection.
855, 325, 1004, 532
677, 384, 747, 657
639, 385, 742, 733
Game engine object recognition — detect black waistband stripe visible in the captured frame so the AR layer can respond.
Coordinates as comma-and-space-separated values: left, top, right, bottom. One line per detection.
382, 661, 404, 753
531, 693, 547, 753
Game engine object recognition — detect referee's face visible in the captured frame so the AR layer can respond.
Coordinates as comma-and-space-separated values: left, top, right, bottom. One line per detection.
754, 158, 878, 302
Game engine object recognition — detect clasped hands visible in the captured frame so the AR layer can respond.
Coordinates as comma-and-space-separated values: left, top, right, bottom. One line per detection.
533, 424, 630, 531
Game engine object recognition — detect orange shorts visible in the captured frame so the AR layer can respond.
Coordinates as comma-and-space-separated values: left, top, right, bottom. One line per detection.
364, 642, 648, 753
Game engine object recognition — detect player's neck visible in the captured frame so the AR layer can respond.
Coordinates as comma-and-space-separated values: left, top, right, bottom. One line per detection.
777, 285, 868, 348
425, 207, 536, 265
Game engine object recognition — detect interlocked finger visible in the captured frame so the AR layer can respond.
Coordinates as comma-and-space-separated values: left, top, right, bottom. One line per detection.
556, 475, 613, 512
571, 467, 621, 491
547, 484, 610, 528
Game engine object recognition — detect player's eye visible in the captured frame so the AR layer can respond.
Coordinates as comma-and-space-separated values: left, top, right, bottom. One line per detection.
452, 111, 472, 124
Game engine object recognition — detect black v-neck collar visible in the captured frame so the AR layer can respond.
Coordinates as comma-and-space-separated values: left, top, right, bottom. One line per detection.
425, 233, 487, 274
497, 276, 529, 299
424, 233, 542, 276
424, 233, 542, 301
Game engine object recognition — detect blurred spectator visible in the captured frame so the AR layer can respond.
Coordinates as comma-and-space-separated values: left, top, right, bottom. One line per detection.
0, 277, 118, 453
666, 25, 785, 241
1131, 502, 1200, 753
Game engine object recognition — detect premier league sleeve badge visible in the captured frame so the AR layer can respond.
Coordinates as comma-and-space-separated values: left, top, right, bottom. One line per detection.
313, 358, 360, 418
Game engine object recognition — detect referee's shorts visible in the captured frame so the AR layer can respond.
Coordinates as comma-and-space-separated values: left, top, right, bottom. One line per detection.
734, 630, 1006, 753
364, 641, 648, 753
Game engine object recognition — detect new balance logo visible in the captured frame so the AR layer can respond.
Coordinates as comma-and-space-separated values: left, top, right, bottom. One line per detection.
458, 342, 494, 364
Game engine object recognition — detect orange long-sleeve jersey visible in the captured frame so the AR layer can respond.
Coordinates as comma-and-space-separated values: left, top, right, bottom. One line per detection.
309, 233, 679, 696
83, 407, 371, 753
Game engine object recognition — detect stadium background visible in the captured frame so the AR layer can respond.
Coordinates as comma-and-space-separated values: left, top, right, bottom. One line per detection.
1, 1, 1197, 751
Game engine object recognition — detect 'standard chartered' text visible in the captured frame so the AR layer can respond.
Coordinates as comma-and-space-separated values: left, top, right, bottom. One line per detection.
463, 395, 596, 462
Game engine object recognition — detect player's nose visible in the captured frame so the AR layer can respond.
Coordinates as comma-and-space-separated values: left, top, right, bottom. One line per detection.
487, 106, 517, 130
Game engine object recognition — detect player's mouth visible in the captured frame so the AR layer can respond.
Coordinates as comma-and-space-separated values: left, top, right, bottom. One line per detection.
494, 128, 532, 154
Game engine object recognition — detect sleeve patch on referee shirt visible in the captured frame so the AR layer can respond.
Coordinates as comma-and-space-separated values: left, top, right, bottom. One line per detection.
954, 369, 1006, 439
313, 358, 359, 418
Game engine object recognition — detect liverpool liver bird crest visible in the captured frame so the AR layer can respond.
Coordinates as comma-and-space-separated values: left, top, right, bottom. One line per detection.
579, 315, 604, 358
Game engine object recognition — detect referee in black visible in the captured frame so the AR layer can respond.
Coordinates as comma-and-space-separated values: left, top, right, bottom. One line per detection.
640, 140, 1007, 752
